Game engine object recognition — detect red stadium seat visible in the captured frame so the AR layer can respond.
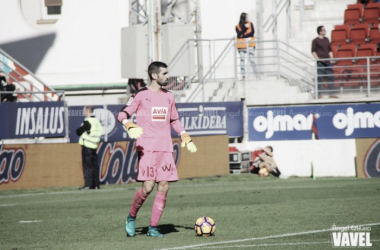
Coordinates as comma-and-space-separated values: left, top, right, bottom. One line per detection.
357, 44, 377, 64
364, 3, 380, 24
344, 8, 362, 25
369, 23, 380, 44
350, 23, 371, 45
367, 2, 380, 10
368, 65, 380, 86
358, 44, 380, 86
338, 44, 357, 58
335, 45, 363, 87
355, 44, 378, 86
347, 3, 365, 26
348, 4, 365, 17
331, 25, 351, 46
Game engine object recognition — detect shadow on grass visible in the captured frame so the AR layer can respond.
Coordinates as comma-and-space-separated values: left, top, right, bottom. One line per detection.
135, 224, 194, 235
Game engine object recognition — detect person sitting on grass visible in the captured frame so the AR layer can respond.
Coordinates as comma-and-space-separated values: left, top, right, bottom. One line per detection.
249, 146, 288, 179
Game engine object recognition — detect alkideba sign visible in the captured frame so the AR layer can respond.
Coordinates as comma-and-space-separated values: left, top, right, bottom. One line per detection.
68, 102, 244, 142
0, 101, 66, 139
248, 103, 380, 141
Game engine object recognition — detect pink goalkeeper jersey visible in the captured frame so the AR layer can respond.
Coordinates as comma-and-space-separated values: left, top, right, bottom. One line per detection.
117, 87, 185, 152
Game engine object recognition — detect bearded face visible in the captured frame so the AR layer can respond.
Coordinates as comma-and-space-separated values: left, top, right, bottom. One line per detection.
156, 68, 169, 86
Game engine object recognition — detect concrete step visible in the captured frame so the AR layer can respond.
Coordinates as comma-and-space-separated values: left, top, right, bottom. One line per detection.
246, 92, 312, 105
179, 78, 313, 104
246, 85, 300, 95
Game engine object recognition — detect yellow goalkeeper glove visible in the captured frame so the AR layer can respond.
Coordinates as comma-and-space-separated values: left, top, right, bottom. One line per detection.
181, 133, 197, 153
124, 121, 143, 139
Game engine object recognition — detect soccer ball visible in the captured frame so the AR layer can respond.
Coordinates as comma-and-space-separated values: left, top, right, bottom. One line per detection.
194, 216, 216, 236
259, 168, 269, 177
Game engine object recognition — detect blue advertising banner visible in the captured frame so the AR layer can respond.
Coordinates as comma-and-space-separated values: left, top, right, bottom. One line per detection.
175, 102, 244, 137
248, 103, 380, 141
0, 101, 66, 140
68, 101, 244, 142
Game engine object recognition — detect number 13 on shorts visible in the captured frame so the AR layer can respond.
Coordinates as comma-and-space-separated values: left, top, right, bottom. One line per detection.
146, 166, 155, 177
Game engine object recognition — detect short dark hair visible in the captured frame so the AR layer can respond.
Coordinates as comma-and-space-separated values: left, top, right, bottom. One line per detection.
317, 26, 324, 35
148, 61, 168, 80
84, 105, 94, 113
266, 146, 273, 153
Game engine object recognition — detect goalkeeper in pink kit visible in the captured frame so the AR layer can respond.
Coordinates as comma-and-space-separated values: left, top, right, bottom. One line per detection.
117, 61, 197, 237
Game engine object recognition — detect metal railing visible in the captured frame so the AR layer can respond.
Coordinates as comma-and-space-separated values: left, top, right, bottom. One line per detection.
166, 37, 380, 102
0, 91, 65, 102
167, 37, 317, 102
0, 48, 61, 102
314, 56, 380, 98
166, 38, 238, 102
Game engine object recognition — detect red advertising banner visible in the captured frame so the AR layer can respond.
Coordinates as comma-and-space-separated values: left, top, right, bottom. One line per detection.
0, 135, 229, 190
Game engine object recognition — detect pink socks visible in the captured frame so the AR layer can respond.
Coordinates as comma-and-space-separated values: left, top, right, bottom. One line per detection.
129, 189, 167, 226
150, 191, 167, 226
129, 188, 147, 217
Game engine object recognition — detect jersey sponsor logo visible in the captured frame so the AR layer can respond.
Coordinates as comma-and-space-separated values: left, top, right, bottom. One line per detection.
152, 107, 167, 121
0, 145, 26, 184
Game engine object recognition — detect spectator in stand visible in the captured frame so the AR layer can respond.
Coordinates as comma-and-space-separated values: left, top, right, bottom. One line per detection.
127, 78, 146, 96
0, 71, 16, 102
235, 12, 259, 80
249, 146, 287, 179
311, 25, 335, 97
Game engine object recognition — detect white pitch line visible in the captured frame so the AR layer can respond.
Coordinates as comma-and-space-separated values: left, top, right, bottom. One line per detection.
0, 204, 15, 207
0, 187, 126, 198
196, 239, 380, 249
156, 222, 380, 250
19, 220, 42, 223
195, 241, 331, 249
0, 177, 377, 199
0, 184, 321, 199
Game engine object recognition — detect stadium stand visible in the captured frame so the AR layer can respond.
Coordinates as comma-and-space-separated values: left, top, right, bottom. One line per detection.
331, 0, 380, 89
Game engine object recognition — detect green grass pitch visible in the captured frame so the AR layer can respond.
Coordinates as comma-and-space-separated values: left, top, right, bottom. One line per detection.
1, 175, 379, 250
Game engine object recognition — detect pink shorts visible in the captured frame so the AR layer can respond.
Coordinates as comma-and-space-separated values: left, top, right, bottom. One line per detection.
137, 151, 178, 182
